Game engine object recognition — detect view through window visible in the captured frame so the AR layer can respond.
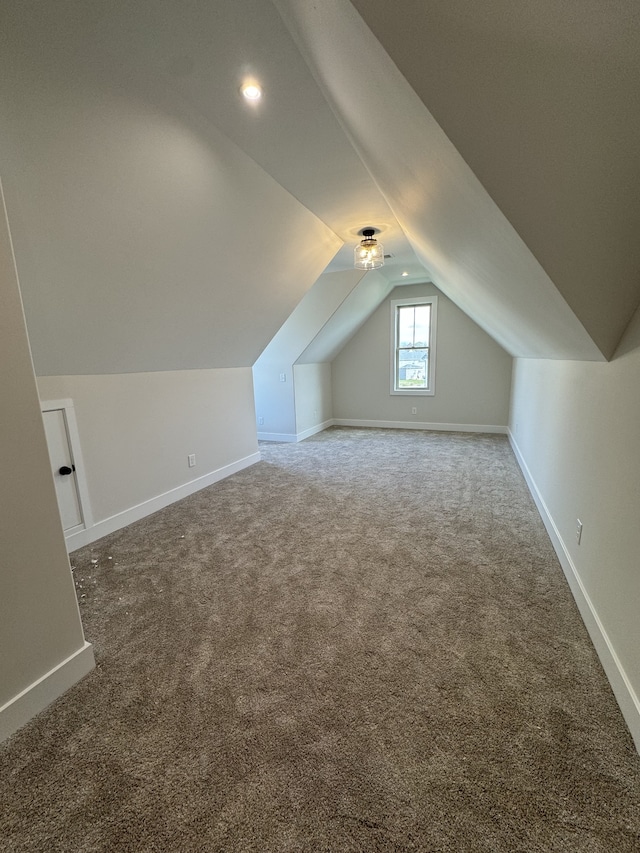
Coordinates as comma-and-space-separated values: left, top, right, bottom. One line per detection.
391, 296, 437, 395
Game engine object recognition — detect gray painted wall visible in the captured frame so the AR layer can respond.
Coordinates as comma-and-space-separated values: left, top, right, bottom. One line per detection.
38, 369, 258, 527
510, 310, 640, 749
0, 186, 91, 739
293, 363, 333, 435
332, 283, 512, 428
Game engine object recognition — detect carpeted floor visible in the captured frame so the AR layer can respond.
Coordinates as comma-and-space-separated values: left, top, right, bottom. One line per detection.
1, 427, 639, 852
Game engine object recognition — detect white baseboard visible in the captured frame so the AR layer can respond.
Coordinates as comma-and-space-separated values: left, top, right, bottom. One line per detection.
0, 642, 95, 744
65, 451, 261, 551
258, 419, 335, 443
257, 431, 298, 443
333, 418, 508, 434
509, 431, 640, 753
295, 419, 335, 441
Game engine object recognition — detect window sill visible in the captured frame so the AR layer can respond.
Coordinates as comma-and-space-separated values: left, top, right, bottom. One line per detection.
390, 388, 435, 396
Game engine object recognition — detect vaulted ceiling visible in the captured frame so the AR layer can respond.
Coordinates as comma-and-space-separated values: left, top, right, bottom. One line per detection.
2, 0, 638, 372
351, 0, 640, 359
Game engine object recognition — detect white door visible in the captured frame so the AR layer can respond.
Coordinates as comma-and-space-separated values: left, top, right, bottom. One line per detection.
42, 408, 84, 532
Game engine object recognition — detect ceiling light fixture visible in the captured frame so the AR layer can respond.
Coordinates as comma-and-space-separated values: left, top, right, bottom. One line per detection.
354, 228, 384, 270
401, 271, 409, 277
241, 82, 262, 101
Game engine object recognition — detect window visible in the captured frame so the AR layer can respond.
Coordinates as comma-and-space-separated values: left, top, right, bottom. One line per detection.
390, 296, 437, 395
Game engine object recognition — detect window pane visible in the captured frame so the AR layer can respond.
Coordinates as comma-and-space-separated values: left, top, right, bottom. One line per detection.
397, 348, 428, 388
398, 305, 416, 347
413, 305, 430, 347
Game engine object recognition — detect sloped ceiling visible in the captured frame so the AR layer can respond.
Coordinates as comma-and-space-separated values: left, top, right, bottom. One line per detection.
275, 0, 611, 361
2, 0, 636, 371
351, 0, 640, 358
254, 267, 394, 368
298, 271, 394, 365
0, 0, 343, 374
255, 270, 367, 368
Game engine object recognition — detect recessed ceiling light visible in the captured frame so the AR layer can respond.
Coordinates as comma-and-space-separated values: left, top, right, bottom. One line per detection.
241, 82, 262, 101
401, 271, 409, 277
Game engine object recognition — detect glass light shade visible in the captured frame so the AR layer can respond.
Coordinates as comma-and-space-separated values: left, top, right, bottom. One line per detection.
241, 83, 262, 101
354, 235, 384, 270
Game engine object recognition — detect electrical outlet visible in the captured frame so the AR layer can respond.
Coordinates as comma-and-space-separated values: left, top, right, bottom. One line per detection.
188, 454, 196, 468
279, 372, 286, 382
576, 519, 583, 545
258, 416, 264, 426
411, 407, 417, 415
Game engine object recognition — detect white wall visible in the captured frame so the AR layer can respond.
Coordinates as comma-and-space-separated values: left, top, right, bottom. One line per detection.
254, 270, 364, 440
38, 369, 259, 547
509, 307, 640, 750
332, 283, 512, 430
253, 366, 297, 439
0, 186, 93, 743
0, 22, 340, 377
293, 363, 333, 436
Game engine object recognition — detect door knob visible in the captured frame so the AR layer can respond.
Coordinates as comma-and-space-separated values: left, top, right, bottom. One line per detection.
58, 465, 75, 475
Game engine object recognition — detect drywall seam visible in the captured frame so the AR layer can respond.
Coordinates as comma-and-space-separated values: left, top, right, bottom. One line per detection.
0, 642, 95, 744
333, 419, 508, 434
509, 430, 640, 754
65, 452, 261, 551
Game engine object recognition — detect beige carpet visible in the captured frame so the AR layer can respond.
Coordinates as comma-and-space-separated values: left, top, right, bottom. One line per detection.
1, 427, 639, 851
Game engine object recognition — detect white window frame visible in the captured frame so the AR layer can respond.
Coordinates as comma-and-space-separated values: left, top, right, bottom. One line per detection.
390, 295, 438, 396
